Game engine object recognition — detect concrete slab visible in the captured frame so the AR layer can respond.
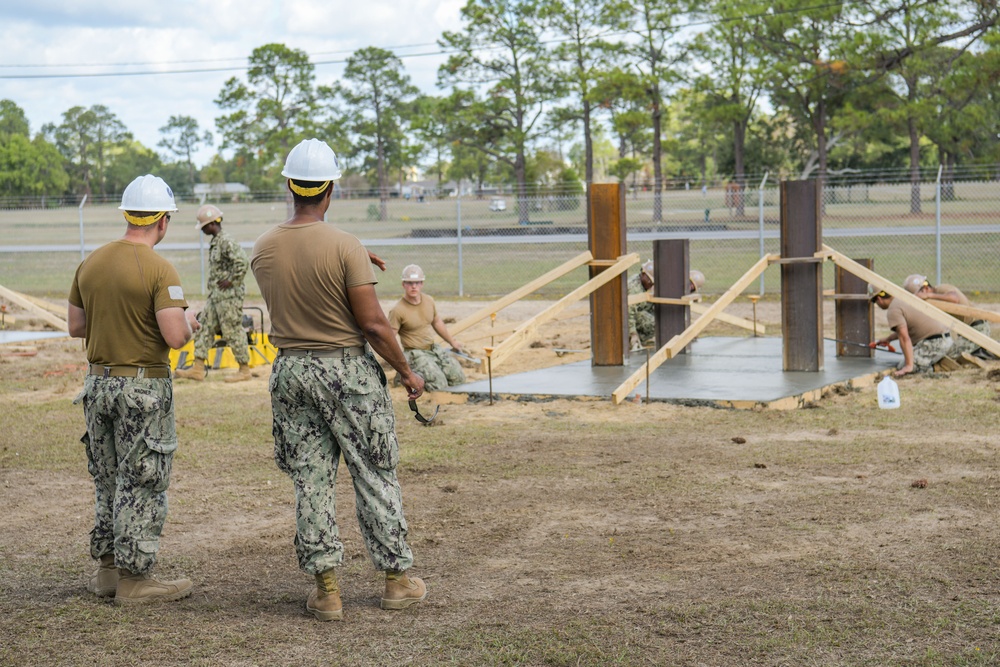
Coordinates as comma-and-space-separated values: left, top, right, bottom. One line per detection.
445, 337, 899, 409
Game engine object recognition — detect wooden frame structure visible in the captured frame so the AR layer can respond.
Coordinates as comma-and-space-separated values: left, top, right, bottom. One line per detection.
0, 285, 68, 332
609, 245, 1000, 404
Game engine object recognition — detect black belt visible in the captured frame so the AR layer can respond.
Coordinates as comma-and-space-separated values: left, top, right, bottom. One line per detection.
923, 333, 950, 342
279, 346, 367, 358
88, 364, 171, 379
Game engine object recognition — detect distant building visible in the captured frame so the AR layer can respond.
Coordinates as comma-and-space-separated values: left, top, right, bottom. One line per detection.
194, 183, 251, 201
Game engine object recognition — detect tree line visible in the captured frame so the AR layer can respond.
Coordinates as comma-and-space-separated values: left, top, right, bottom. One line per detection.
2, 0, 998, 220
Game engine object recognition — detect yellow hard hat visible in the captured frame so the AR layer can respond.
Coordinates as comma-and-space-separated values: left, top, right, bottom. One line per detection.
196, 204, 223, 230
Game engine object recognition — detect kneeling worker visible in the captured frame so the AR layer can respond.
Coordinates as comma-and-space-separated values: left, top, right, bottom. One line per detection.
388, 264, 466, 391
870, 284, 954, 377
904, 273, 994, 359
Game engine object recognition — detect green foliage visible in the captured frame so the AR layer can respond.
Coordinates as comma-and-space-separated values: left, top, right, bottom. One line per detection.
215, 43, 320, 186
0, 133, 69, 197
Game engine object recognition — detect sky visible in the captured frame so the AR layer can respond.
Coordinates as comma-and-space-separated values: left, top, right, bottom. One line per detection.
0, 0, 466, 169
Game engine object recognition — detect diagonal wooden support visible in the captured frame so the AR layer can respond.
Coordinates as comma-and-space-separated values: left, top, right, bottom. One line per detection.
923, 299, 1000, 324
0, 285, 68, 332
824, 245, 1000, 358
612, 254, 775, 404
627, 293, 766, 334
450, 251, 593, 336
482, 253, 639, 372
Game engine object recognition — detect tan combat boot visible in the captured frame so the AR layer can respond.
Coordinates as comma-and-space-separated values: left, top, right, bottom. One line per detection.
114, 569, 193, 605
87, 554, 118, 598
381, 570, 427, 610
174, 358, 206, 381
224, 363, 252, 383
306, 569, 343, 621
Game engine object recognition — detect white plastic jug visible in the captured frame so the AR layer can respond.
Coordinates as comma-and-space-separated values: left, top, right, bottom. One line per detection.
877, 375, 901, 409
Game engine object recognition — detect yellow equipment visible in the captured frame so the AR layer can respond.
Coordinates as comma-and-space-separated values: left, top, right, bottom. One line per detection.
170, 307, 277, 371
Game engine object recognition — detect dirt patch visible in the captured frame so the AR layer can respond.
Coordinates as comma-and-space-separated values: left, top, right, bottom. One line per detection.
2, 300, 1000, 666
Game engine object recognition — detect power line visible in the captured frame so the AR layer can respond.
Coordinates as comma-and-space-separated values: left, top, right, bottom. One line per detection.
0, 2, 854, 81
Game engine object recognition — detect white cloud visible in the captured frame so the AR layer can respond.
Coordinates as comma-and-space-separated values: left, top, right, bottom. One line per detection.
0, 0, 465, 168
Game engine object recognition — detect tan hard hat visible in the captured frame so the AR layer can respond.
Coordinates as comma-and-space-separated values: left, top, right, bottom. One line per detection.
689, 269, 705, 290
868, 283, 889, 302
196, 204, 223, 230
903, 274, 928, 294
401, 264, 425, 281
640, 260, 654, 279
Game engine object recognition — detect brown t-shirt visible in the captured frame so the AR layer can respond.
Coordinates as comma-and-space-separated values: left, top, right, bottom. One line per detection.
933, 284, 975, 324
68, 240, 188, 366
251, 221, 376, 349
886, 297, 949, 343
388, 295, 437, 350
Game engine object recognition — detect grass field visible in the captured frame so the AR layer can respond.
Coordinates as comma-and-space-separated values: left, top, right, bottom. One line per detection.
2, 307, 1000, 666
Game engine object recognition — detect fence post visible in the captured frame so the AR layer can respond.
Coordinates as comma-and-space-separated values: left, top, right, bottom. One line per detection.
758, 171, 769, 295
935, 165, 942, 285
456, 188, 464, 297
78, 194, 88, 261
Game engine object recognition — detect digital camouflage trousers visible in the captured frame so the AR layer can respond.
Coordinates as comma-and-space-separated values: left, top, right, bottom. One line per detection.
404, 344, 465, 391
905, 335, 954, 372
75, 376, 177, 574
193, 296, 249, 364
268, 352, 414, 575
951, 320, 992, 357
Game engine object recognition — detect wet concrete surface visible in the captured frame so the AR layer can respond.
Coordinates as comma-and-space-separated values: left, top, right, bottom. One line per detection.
447, 337, 899, 407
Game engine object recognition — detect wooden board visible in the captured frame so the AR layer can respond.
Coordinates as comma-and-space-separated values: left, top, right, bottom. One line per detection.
449, 251, 593, 336
483, 254, 638, 372
0, 285, 68, 332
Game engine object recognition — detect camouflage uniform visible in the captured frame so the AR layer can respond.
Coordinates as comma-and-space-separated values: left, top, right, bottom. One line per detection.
952, 320, 992, 357
74, 376, 176, 575
403, 344, 464, 391
194, 230, 249, 364
268, 352, 413, 574
906, 334, 954, 372
627, 274, 655, 348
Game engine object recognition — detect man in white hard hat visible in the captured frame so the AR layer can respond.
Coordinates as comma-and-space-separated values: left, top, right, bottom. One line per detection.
388, 264, 466, 391
251, 138, 427, 622
903, 274, 995, 359
67, 174, 200, 604
869, 284, 954, 376
175, 204, 252, 382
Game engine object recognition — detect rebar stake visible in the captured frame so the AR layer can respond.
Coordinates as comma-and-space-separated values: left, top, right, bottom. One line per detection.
749, 295, 761, 337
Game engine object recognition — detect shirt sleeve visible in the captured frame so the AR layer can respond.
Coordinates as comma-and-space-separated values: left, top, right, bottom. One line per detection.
388, 306, 402, 333
886, 305, 905, 332
68, 264, 83, 308
153, 263, 189, 312
343, 242, 377, 288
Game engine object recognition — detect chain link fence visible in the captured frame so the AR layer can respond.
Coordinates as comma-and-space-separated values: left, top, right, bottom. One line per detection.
2, 175, 999, 300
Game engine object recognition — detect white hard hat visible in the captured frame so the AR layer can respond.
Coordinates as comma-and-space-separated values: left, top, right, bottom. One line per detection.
903, 274, 928, 294
689, 269, 705, 290
401, 264, 425, 281
640, 260, 654, 278
281, 138, 342, 181
196, 204, 223, 230
118, 175, 177, 212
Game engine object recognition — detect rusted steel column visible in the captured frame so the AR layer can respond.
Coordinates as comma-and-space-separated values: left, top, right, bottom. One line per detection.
780, 180, 823, 371
587, 182, 627, 366
653, 239, 690, 353
835, 259, 874, 357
